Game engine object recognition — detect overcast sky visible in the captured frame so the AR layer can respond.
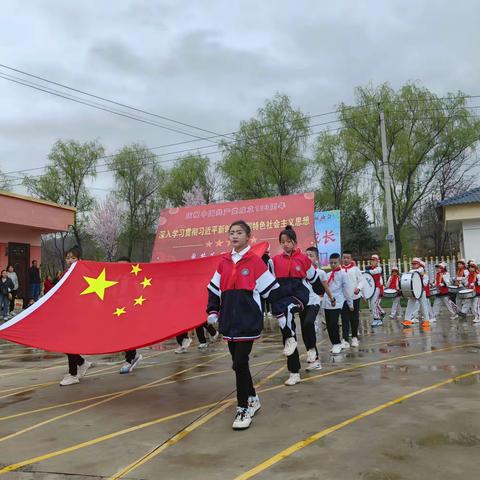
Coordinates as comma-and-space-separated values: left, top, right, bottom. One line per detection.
1, 0, 479, 197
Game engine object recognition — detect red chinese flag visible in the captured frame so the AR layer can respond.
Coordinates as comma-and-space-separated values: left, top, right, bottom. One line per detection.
0, 243, 268, 354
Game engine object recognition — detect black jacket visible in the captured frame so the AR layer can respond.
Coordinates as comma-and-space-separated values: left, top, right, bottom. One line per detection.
0, 277, 14, 295
28, 266, 41, 284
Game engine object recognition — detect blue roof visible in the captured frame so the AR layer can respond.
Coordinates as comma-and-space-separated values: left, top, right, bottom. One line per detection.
439, 186, 480, 207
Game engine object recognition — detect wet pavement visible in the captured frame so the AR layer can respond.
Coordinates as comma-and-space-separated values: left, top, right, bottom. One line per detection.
0, 312, 479, 479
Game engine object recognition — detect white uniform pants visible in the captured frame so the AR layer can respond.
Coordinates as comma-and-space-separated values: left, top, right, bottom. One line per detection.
405, 293, 431, 321
457, 295, 471, 315
461, 297, 479, 317
390, 296, 403, 318
368, 289, 383, 320
432, 296, 458, 318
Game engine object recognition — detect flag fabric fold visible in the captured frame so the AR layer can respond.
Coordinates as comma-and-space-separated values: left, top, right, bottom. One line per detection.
0, 243, 268, 354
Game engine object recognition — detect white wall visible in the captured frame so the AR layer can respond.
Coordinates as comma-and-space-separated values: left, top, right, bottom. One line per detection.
462, 218, 480, 261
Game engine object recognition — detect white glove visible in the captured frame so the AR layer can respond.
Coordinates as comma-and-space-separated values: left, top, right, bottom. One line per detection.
207, 313, 218, 325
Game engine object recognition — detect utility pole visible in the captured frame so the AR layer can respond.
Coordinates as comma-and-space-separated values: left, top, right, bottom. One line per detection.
379, 109, 397, 263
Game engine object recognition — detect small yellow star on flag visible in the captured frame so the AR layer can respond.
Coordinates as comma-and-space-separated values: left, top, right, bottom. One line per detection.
81, 268, 118, 300
141, 277, 152, 289
113, 307, 126, 317
131, 264, 142, 276
134, 295, 146, 306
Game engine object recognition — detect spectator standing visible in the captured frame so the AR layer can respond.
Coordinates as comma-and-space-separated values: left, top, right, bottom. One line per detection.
6, 265, 19, 313
0, 270, 14, 321
28, 260, 41, 301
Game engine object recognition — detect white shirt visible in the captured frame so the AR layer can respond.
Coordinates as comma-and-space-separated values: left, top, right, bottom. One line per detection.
7, 271, 19, 290
231, 245, 251, 264
323, 269, 353, 310
306, 267, 327, 306
342, 263, 363, 300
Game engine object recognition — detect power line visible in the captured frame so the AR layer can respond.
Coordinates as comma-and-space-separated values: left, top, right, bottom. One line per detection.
2, 117, 344, 179
0, 63, 233, 141
0, 72, 221, 141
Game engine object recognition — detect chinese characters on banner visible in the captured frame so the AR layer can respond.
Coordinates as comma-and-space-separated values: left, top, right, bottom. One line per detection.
152, 193, 315, 261
314, 210, 341, 266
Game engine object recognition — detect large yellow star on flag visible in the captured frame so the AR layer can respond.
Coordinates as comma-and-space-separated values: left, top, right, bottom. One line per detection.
80, 268, 118, 300
131, 264, 142, 276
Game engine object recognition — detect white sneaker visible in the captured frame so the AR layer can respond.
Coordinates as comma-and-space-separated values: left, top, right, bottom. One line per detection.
341, 340, 350, 350
429, 317, 437, 323
284, 373, 301, 386
248, 395, 261, 416
306, 360, 322, 371
60, 373, 79, 386
198, 343, 208, 350
450, 314, 459, 320
232, 407, 252, 430
283, 337, 297, 357
120, 354, 143, 373
473, 317, 480, 323
175, 337, 192, 353
331, 344, 342, 355
306, 348, 317, 363
212, 332, 219, 342
389, 314, 395, 319
351, 337, 360, 348
77, 361, 92, 378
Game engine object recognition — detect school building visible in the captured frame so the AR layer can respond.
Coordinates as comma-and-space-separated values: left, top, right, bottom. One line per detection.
440, 186, 480, 261
0, 190, 75, 301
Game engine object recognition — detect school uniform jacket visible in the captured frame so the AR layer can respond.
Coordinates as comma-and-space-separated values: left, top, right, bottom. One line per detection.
207, 246, 279, 341
463, 272, 480, 295
435, 271, 452, 296
365, 264, 384, 295
269, 249, 319, 308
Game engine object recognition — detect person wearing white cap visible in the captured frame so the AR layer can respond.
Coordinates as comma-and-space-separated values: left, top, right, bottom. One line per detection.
455, 259, 469, 316
432, 262, 458, 320
386, 266, 403, 319
461, 261, 480, 322
402, 258, 434, 328
365, 254, 385, 327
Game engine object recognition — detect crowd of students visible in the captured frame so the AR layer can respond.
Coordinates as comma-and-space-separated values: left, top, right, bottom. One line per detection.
7, 219, 479, 432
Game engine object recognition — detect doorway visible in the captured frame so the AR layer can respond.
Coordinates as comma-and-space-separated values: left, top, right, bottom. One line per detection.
8, 242, 30, 305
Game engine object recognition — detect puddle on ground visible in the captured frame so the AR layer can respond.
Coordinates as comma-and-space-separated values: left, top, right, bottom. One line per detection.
410, 432, 480, 447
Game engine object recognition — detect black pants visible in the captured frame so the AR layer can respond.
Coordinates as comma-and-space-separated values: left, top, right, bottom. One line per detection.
228, 340, 256, 408
67, 354, 85, 376
125, 350, 137, 363
281, 321, 301, 374
176, 323, 217, 345
341, 298, 360, 340
325, 308, 342, 345
299, 304, 319, 358
9, 289, 16, 312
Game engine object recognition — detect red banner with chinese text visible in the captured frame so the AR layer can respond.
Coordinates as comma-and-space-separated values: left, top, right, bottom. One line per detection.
152, 193, 315, 261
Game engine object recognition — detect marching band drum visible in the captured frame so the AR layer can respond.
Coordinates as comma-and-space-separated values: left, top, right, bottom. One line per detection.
361, 271, 376, 300
400, 272, 423, 299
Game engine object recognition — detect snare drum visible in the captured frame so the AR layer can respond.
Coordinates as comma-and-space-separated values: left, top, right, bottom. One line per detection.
383, 288, 398, 299
429, 286, 440, 296
361, 272, 376, 300
400, 272, 423, 299
448, 285, 460, 295
458, 289, 476, 299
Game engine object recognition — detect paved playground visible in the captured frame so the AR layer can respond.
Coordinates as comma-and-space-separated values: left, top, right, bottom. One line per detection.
0, 313, 479, 480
